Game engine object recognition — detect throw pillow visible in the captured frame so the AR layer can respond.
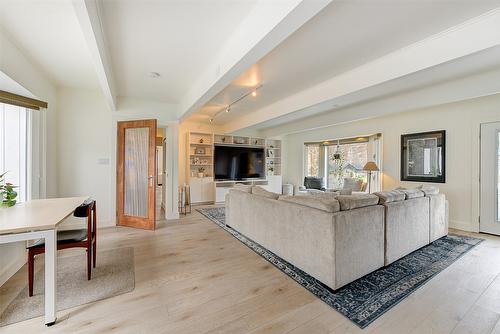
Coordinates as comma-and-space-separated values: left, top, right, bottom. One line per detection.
343, 178, 363, 191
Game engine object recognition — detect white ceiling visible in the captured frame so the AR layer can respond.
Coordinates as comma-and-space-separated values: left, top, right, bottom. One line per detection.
0, 72, 35, 98
190, 0, 500, 125
99, 0, 258, 103
0, 0, 99, 89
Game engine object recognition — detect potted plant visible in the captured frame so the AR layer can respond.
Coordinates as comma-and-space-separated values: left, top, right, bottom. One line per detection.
198, 167, 205, 178
0, 172, 18, 207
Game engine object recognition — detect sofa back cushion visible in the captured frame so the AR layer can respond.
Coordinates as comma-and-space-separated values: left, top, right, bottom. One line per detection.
279, 195, 340, 213
307, 191, 339, 200
343, 178, 363, 191
252, 186, 280, 199
337, 194, 379, 211
231, 183, 252, 193
304, 176, 325, 190
374, 190, 405, 204
397, 188, 425, 199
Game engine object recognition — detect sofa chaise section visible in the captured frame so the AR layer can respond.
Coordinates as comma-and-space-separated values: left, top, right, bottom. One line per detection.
379, 190, 430, 265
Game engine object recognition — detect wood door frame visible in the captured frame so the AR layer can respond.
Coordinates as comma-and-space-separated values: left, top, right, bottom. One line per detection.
116, 119, 157, 230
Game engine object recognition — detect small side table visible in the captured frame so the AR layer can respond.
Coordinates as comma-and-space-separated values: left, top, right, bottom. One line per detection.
178, 184, 191, 215
282, 184, 294, 196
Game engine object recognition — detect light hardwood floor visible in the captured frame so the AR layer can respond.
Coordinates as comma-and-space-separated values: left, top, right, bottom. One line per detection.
1, 206, 500, 334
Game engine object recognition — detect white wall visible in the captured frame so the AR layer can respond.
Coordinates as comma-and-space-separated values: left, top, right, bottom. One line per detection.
57, 88, 113, 226
282, 93, 500, 232
0, 30, 58, 285
56, 87, 181, 227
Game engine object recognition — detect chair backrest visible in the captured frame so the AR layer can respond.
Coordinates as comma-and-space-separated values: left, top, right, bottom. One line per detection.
304, 176, 325, 190
74, 199, 94, 217
74, 199, 96, 235
343, 178, 363, 191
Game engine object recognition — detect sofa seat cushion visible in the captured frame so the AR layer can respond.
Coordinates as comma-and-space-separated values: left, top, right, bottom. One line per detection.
337, 194, 379, 211
252, 186, 279, 199
279, 195, 340, 213
374, 190, 405, 204
397, 188, 425, 199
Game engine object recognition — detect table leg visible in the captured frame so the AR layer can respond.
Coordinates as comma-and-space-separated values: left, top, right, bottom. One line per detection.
44, 229, 57, 326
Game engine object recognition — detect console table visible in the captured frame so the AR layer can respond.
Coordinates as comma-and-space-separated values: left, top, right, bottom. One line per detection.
0, 196, 87, 326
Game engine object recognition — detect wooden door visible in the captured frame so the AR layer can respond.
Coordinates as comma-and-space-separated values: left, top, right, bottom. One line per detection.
117, 119, 157, 230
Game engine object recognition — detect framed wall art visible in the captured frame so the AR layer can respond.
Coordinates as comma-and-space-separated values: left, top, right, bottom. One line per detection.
401, 130, 446, 183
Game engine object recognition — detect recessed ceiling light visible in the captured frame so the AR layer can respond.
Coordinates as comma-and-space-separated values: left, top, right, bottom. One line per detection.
149, 72, 161, 78
251, 89, 257, 97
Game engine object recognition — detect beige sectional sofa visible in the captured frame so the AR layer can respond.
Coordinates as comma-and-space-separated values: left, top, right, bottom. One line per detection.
226, 189, 385, 290
225, 185, 448, 290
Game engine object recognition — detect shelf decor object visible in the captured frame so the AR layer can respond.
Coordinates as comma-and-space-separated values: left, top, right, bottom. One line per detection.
401, 130, 446, 183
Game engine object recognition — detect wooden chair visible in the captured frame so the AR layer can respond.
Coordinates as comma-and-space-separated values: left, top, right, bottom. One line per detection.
27, 199, 96, 297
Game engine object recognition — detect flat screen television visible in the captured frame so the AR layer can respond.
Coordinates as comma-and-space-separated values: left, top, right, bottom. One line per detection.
214, 145, 265, 181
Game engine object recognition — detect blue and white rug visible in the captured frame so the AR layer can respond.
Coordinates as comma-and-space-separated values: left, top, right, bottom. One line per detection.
197, 206, 483, 328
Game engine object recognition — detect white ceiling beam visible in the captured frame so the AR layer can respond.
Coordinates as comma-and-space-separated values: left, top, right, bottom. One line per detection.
178, 0, 332, 121
223, 8, 500, 133
73, 0, 116, 111
260, 68, 500, 137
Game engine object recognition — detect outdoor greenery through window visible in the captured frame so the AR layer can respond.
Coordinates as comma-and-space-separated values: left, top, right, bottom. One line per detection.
305, 144, 320, 177
326, 142, 368, 188
0, 102, 29, 203
304, 135, 381, 191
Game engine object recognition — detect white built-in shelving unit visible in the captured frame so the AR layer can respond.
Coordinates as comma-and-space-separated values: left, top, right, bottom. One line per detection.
186, 131, 282, 204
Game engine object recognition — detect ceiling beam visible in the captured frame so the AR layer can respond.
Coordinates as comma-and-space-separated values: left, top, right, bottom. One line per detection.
260, 68, 500, 137
178, 0, 332, 121
223, 8, 500, 134
73, 0, 116, 111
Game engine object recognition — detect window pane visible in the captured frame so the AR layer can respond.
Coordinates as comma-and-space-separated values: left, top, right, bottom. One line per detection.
124, 127, 149, 217
0, 103, 28, 203
326, 142, 368, 188
305, 145, 320, 177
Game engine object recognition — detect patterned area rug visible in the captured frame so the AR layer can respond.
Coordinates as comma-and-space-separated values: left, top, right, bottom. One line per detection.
197, 207, 483, 328
0, 247, 135, 327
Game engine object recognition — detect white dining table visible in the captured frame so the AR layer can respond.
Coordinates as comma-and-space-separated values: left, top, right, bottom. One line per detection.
0, 197, 88, 326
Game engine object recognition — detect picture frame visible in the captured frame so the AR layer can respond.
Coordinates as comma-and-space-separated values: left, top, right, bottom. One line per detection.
401, 130, 446, 183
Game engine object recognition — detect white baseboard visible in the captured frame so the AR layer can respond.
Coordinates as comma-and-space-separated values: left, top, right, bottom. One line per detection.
0, 249, 26, 287
449, 219, 479, 233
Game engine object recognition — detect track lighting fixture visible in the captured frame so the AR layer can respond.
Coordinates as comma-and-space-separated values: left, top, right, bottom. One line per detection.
208, 84, 262, 123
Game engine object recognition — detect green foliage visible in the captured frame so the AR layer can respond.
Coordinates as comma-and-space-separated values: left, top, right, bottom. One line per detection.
0, 172, 18, 207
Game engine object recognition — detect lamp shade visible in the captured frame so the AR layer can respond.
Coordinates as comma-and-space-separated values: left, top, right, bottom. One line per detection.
363, 161, 379, 172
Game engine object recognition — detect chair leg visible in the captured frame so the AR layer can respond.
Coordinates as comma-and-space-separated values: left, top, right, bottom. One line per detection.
28, 250, 34, 297
87, 245, 91, 280
93, 239, 96, 268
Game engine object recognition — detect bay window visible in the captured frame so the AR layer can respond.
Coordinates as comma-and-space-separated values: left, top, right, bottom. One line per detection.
304, 134, 381, 192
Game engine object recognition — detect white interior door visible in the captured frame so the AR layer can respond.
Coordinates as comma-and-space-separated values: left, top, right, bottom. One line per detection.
480, 122, 500, 235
